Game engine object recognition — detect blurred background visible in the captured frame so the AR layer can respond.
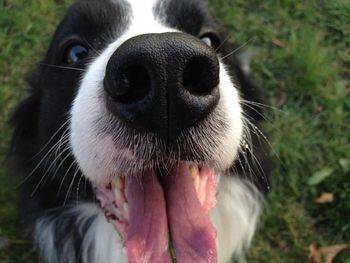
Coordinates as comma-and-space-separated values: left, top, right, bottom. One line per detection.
0, 0, 349, 262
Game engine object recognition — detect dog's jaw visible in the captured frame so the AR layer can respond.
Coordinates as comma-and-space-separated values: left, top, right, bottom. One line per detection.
33, 177, 263, 263
94, 162, 219, 262
69, 0, 245, 262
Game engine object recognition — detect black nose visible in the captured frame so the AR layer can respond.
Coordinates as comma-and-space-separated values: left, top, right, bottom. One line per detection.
104, 32, 220, 139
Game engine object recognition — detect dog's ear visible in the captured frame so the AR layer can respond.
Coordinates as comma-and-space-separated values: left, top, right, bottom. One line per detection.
9, 75, 42, 155
219, 39, 266, 122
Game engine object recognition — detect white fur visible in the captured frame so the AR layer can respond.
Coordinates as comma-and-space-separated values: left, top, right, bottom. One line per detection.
67, 0, 256, 262
83, 205, 127, 263
210, 176, 263, 263
70, 0, 175, 184
213, 63, 243, 170
70, 0, 243, 184
34, 203, 126, 263
34, 178, 262, 263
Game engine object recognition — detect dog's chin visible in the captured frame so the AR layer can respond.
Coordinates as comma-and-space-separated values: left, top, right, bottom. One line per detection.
92, 161, 218, 262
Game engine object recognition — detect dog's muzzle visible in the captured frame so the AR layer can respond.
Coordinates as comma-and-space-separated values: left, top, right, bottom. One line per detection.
103, 32, 220, 139
97, 32, 222, 262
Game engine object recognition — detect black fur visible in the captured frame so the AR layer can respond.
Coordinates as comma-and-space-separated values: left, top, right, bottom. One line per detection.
10, 0, 269, 262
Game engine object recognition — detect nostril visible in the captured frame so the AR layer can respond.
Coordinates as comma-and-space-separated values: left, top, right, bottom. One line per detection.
182, 57, 219, 95
104, 33, 221, 137
105, 64, 151, 103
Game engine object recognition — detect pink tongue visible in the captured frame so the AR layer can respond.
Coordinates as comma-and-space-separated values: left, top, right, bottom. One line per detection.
162, 163, 217, 263
125, 170, 172, 263
125, 163, 217, 263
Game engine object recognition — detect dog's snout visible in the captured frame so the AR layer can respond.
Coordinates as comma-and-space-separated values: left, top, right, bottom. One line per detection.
104, 32, 220, 138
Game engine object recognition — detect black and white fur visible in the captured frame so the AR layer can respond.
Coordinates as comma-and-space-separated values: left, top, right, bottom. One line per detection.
10, 0, 269, 262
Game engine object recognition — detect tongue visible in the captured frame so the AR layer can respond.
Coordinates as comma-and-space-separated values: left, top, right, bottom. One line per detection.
161, 163, 217, 263
125, 162, 217, 263
125, 170, 172, 263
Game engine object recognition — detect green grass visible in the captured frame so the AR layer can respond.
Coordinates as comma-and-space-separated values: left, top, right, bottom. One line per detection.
0, 1, 71, 261
206, 0, 350, 262
1, 0, 349, 262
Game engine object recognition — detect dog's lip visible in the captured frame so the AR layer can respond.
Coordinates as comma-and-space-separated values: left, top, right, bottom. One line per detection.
94, 161, 218, 263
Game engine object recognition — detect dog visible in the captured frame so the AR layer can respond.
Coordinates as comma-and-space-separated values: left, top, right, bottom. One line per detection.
10, 0, 269, 262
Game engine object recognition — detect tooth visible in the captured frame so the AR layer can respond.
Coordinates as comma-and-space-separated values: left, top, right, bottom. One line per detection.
194, 174, 200, 191
189, 163, 199, 179
189, 163, 201, 192
115, 177, 123, 189
123, 203, 129, 212
123, 203, 129, 220
114, 187, 122, 201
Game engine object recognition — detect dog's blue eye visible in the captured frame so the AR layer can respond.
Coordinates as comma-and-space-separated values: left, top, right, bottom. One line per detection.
201, 36, 213, 47
64, 44, 88, 64
199, 32, 221, 49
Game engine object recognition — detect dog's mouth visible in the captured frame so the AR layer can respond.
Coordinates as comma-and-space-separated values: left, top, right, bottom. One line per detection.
94, 161, 218, 263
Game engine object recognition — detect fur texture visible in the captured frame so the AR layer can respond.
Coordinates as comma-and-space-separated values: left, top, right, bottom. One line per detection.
10, 0, 269, 262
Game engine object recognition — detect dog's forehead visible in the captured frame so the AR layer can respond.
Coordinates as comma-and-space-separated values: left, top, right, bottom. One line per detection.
63, 0, 208, 36
152, 0, 209, 34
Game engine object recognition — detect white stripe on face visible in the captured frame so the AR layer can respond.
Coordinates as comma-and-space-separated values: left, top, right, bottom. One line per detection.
70, 0, 243, 183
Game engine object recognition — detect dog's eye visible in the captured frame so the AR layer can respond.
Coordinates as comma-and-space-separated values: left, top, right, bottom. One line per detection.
201, 36, 213, 47
64, 44, 88, 64
199, 32, 221, 50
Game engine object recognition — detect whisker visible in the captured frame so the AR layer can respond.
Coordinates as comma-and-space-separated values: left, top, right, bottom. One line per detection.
242, 116, 270, 146
215, 33, 232, 52
30, 138, 70, 197
53, 129, 70, 168
75, 174, 84, 204
237, 114, 273, 185
57, 159, 78, 198
39, 140, 71, 188
221, 37, 255, 60
40, 63, 87, 72
31, 119, 70, 160
63, 166, 80, 205
17, 127, 70, 188
48, 144, 72, 179
240, 99, 285, 113
243, 116, 283, 166
241, 102, 270, 122
238, 130, 258, 181
81, 37, 99, 55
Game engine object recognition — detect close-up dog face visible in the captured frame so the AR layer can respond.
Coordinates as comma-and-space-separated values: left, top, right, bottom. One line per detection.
9, 0, 269, 262
36, 0, 246, 183
2, 0, 349, 262
68, 0, 243, 182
